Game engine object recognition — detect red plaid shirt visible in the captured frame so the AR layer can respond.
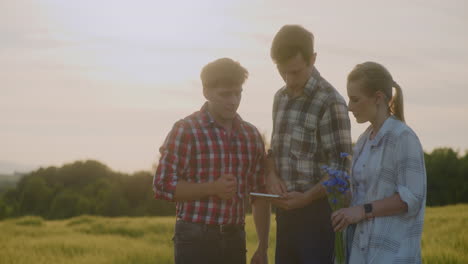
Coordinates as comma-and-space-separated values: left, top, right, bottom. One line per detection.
153, 103, 266, 225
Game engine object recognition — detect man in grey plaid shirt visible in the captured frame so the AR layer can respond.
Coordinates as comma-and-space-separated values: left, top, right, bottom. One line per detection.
266, 25, 352, 263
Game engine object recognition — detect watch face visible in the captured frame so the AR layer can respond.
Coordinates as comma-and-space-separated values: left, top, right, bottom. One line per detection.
364, 203, 373, 213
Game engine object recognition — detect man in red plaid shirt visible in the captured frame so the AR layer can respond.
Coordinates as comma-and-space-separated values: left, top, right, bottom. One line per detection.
153, 58, 270, 264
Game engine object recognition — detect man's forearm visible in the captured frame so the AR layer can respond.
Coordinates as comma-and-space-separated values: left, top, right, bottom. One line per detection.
252, 198, 271, 250
264, 155, 277, 176
174, 180, 214, 202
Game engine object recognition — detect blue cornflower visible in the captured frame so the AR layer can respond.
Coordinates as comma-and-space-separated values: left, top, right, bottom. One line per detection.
343, 172, 350, 180
340, 152, 350, 158
336, 170, 345, 177
337, 178, 347, 186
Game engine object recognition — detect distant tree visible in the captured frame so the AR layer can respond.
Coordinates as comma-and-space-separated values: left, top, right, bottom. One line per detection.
123, 171, 152, 210
1, 189, 19, 217
75, 196, 94, 215
456, 151, 468, 204
0, 198, 11, 219
94, 179, 129, 217
18, 176, 53, 216
48, 190, 81, 219
425, 148, 459, 206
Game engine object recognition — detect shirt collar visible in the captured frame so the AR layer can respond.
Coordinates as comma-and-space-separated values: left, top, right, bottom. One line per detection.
200, 102, 243, 131
370, 116, 398, 146
353, 116, 398, 157
280, 66, 321, 98
303, 67, 321, 97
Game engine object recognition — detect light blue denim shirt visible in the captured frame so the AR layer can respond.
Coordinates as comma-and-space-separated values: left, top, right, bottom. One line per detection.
349, 116, 427, 264
351, 135, 374, 206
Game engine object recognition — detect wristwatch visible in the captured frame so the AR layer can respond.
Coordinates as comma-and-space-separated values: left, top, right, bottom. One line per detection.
364, 203, 374, 220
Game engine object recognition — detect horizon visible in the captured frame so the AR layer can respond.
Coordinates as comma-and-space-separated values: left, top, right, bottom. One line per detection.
2, 0, 467, 173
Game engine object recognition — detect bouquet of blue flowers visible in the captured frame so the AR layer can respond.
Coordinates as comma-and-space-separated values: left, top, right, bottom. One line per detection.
321, 152, 351, 264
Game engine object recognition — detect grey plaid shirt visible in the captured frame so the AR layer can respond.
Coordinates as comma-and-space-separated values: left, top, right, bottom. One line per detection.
270, 67, 352, 192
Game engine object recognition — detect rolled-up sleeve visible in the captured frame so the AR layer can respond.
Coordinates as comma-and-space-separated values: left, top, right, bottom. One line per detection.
250, 143, 267, 194
395, 131, 427, 217
153, 120, 192, 201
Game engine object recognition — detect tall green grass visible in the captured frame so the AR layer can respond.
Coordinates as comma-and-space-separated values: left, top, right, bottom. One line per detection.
0, 205, 467, 263
422, 204, 468, 264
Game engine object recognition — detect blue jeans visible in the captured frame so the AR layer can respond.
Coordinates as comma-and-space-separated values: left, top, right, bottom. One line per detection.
173, 220, 246, 264
275, 197, 334, 264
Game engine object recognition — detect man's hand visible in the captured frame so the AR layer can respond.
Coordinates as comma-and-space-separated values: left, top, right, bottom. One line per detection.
271, 191, 308, 210
212, 174, 237, 200
266, 171, 287, 197
331, 206, 365, 232
250, 247, 268, 264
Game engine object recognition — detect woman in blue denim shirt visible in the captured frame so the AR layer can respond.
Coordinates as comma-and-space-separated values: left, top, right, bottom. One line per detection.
331, 62, 426, 264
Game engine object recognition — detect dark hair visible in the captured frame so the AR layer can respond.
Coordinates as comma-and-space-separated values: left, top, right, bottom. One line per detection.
348, 61, 405, 122
200, 58, 248, 90
270, 25, 314, 65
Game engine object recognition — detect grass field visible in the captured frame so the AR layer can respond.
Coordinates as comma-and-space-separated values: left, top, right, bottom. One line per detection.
0, 204, 467, 263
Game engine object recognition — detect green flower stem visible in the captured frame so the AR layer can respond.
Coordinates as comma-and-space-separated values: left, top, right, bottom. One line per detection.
334, 231, 345, 264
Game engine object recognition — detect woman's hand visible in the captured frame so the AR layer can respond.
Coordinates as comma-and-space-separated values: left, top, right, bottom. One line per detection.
331, 206, 365, 232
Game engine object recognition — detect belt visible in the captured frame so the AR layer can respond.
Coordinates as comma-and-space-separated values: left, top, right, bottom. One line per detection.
176, 219, 244, 234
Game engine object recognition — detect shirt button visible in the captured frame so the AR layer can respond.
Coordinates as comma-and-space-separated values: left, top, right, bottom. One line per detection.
361, 248, 365, 251
360, 231, 364, 234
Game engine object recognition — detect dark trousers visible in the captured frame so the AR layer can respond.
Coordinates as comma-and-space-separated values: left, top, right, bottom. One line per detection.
275, 197, 334, 264
173, 220, 246, 264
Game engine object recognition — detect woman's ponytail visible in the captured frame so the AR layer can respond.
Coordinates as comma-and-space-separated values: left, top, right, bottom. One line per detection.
390, 81, 405, 122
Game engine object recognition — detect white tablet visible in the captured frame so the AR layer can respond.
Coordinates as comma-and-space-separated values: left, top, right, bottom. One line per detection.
249, 192, 281, 198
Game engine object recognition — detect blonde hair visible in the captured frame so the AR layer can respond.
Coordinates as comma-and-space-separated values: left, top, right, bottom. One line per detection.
347, 61, 405, 122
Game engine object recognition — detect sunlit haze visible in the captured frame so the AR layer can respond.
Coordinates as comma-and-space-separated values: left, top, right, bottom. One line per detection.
1, 0, 467, 173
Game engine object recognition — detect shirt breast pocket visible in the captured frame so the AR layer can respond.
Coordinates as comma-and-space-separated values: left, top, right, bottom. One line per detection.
290, 125, 316, 159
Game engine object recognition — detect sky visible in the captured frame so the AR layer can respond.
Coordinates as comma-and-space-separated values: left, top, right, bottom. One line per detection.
1, 0, 467, 174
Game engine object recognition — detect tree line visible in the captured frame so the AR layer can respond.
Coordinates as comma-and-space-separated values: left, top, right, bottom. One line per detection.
0, 160, 174, 219
0, 147, 467, 219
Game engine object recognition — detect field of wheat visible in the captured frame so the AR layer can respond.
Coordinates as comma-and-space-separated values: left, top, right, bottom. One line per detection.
0, 204, 467, 264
